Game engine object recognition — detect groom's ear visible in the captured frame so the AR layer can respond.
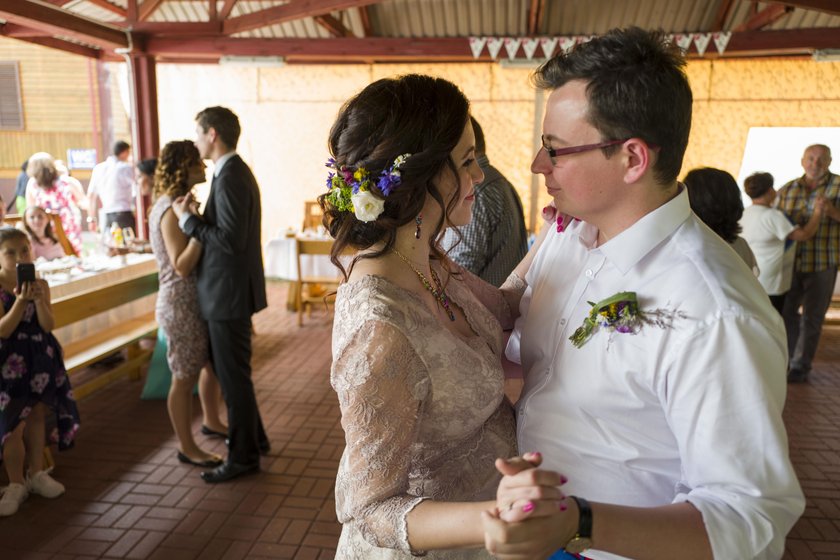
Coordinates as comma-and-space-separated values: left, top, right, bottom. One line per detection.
207, 126, 218, 144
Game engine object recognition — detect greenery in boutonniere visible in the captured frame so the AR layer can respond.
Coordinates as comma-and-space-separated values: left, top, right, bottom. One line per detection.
569, 291, 684, 348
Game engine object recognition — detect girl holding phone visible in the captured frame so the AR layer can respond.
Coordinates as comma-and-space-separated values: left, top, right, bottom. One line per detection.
0, 228, 79, 516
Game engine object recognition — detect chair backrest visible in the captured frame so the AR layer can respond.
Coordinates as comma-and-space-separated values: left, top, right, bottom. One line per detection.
3, 212, 75, 257
302, 201, 323, 231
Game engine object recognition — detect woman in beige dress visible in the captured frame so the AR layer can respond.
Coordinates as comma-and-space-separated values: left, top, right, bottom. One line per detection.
319, 74, 558, 559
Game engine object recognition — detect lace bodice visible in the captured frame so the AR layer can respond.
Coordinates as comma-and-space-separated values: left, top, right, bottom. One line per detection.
331, 265, 524, 558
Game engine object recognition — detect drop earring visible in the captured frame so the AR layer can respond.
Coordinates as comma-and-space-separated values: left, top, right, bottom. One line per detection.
415, 213, 423, 239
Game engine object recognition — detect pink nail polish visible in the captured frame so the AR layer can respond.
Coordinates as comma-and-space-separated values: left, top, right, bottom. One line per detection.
522, 502, 535, 513
532, 451, 541, 457
559, 501, 568, 511
560, 475, 568, 484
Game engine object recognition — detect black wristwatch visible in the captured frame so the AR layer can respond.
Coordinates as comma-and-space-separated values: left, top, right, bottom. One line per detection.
564, 496, 593, 554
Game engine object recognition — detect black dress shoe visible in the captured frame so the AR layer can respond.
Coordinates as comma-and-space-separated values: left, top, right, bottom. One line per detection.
787, 368, 809, 383
177, 451, 224, 468
200, 425, 227, 438
200, 461, 259, 483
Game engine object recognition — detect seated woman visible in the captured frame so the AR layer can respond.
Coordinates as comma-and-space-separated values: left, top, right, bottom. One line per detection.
21, 206, 67, 260
684, 167, 760, 275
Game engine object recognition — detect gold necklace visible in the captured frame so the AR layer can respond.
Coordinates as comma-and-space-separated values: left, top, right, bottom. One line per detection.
392, 249, 455, 322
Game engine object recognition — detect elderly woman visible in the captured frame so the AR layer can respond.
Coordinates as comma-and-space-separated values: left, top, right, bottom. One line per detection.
684, 167, 760, 276
25, 153, 86, 255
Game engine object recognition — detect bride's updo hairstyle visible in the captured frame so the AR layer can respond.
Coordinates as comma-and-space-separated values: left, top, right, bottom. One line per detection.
318, 74, 470, 279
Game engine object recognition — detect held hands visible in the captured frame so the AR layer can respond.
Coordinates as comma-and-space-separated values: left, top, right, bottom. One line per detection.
483, 453, 576, 559
814, 195, 831, 218
171, 193, 199, 220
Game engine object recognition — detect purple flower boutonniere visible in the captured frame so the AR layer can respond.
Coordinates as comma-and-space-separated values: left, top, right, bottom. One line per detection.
569, 291, 684, 348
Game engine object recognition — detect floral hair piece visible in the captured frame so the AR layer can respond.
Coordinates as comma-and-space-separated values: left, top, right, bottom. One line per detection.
325, 153, 412, 222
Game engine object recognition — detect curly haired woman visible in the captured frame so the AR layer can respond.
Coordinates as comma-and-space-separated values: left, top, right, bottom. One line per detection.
149, 140, 226, 467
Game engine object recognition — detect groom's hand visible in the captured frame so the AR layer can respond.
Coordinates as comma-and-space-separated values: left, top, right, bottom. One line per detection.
171, 194, 195, 220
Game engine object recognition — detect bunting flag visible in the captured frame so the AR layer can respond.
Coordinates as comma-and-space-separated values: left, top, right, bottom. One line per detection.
504, 37, 523, 59
471, 32, 731, 62
486, 37, 505, 59
468, 36, 487, 58
713, 31, 731, 55
693, 32, 712, 56
522, 38, 540, 59
540, 37, 559, 58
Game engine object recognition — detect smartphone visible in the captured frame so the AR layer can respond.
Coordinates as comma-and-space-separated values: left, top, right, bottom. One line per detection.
16, 263, 36, 288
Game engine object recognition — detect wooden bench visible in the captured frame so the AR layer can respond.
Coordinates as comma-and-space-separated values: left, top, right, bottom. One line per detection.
52, 271, 159, 399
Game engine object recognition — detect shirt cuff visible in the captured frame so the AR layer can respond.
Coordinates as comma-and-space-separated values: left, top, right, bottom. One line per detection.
178, 212, 192, 232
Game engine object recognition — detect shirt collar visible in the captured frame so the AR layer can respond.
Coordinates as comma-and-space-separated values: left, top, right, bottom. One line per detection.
213, 151, 237, 177
568, 185, 690, 275
796, 171, 833, 190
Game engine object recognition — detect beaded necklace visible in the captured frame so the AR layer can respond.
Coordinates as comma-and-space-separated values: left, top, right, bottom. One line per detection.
392, 248, 456, 322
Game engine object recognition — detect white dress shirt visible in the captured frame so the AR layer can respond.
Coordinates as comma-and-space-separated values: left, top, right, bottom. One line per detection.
88, 155, 136, 213
507, 188, 803, 560
741, 204, 797, 296
178, 151, 236, 231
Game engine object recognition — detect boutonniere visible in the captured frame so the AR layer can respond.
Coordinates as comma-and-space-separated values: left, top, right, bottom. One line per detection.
569, 291, 684, 348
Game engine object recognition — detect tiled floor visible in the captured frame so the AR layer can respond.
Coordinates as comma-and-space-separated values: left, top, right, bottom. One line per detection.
1, 281, 838, 559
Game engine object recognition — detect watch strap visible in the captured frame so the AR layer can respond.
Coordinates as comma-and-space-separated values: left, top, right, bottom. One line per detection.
571, 495, 592, 538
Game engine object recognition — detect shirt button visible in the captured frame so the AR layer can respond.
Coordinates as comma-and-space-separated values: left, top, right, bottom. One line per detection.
585, 269, 594, 277
519, 410, 525, 416
560, 318, 566, 325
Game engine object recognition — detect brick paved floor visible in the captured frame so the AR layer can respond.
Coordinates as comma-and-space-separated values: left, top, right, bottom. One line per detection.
1, 281, 838, 559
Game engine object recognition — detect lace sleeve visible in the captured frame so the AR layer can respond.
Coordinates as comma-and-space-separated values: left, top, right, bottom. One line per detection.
332, 319, 431, 554
455, 264, 526, 330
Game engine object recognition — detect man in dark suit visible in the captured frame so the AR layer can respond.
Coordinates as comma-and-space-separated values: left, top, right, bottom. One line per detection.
172, 106, 269, 483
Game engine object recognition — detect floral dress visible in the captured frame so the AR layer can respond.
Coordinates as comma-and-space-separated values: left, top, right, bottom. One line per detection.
31, 178, 83, 255
0, 289, 80, 459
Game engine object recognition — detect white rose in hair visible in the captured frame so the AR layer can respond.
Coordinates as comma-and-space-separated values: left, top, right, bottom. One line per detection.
351, 190, 385, 222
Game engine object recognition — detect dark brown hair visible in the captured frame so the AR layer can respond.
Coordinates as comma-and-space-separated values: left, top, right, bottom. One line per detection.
196, 106, 241, 150
744, 172, 774, 199
684, 167, 744, 243
532, 27, 692, 185
318, 74, 471, 279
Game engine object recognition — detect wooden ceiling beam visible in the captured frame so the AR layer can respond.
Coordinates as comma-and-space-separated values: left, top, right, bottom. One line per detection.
735, 3, 793, 31
223, 0, 380, 35
218, 0, 237, 20
138, 0, 165, 21
712, 0, 736, 31
314, 13, 354, 37
143, 28, 840, 62
0, 0, 128, 49
528, 0, 546, 35
6, 35, 103, 58
0, 22, 49, 37
118, 21, 223, 34
357, 5, 372, 37
769, 0, 840, 16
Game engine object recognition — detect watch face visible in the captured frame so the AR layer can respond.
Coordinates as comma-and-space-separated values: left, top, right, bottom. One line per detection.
565, 537, 593, 554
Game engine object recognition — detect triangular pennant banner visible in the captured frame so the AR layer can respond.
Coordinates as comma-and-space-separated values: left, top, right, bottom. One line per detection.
558, 36, 576, 54
522, 38, 540, 59
540, 37, 558, 58
486, 37, 504, 59
693, 33, 711, 56
673, 33, 693, 51
713, 31, 731, 55
468, 36, 487, 59
504, 37, 523, 60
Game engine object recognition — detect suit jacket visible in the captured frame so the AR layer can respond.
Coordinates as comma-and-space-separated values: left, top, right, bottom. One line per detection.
183, 154, 267, 321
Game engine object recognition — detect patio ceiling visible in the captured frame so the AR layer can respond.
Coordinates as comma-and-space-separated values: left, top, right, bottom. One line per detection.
0, 0, 839, 64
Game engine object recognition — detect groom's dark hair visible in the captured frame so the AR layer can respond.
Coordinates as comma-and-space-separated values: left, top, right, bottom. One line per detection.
196, 106, 241, 150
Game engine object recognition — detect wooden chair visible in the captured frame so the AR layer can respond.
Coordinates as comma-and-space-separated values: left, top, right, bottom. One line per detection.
302, 200, 324, 231
5, 211, 77, 256
295, 238, 339, 326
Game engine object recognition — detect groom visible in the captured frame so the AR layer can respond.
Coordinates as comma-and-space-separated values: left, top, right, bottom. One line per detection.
172, 106, 269, 483
484, 28, 804, 559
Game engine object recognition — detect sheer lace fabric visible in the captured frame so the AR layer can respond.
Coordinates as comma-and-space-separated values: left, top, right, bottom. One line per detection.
331, 265, 518, 559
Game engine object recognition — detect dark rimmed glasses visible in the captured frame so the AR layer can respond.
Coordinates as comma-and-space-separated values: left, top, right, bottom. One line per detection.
540, 135, 628, 166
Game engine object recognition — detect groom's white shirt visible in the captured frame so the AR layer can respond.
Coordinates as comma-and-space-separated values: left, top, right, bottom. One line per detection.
508, 188, 803, 560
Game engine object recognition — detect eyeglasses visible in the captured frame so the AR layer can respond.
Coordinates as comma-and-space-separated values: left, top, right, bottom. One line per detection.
540, 135, 628, 166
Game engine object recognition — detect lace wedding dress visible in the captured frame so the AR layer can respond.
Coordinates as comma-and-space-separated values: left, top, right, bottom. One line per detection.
331, 263, 525, 559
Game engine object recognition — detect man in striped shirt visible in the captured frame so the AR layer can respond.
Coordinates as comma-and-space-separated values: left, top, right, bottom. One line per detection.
442, 117, 528, 287
775, 144, 839, 383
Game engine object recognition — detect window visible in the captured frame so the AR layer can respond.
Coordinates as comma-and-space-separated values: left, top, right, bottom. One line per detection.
0, 61, 24, 130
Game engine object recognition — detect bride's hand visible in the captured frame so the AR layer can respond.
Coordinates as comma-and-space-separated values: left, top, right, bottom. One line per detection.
495, 452, 568, 522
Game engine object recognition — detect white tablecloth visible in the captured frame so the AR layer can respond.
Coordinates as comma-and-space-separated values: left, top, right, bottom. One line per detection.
264, 236, 342, 281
